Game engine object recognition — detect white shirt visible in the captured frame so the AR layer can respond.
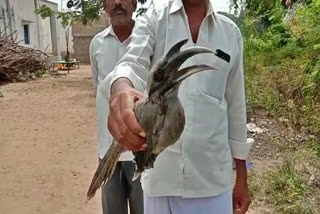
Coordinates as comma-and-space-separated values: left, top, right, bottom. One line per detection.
100, 0, 253, 197
90, 26, 134, 160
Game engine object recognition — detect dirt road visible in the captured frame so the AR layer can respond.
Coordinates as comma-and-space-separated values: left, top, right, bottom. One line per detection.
0, 66, 266, 214
0, 66, 101, 214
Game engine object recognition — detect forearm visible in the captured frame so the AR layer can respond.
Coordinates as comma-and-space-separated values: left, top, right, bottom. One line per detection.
110, 78, 134, 95
233, 159, 251, 213
234, 158, 248, 183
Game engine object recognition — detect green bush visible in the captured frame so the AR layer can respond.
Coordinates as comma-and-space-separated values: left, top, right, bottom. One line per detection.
241, 0, 320, 133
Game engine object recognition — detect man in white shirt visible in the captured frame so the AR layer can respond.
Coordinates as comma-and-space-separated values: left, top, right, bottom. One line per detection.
101, 0, 253, 213
89, 0, 143, 213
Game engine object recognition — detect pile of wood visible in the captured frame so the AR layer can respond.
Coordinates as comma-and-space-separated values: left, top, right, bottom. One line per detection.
0, 32, 48, 83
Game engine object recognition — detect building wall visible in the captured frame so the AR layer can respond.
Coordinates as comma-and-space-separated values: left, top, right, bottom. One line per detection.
0, 0, 71, 59
0, 0, 110, 63
72, 14, 109, 63
39, 0, 57, 56
0, 0, 41, 49
39, 0, 74, 59
0, 1, 9, 34
59, 25, 74, 60
40, 12, 53, 53
72, 36, 91, 63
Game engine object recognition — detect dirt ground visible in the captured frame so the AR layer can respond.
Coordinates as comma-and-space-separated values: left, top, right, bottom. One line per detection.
0, 66, 101, 214
0, 66, 267, 214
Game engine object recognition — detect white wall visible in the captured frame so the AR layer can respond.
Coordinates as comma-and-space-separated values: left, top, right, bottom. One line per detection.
59, 24, 74, 58
40, 16, 53, 53
0, 0, 41, 49
40, 0, 74, 59
0, 0, 71, 58
39, 0, 60, 57
0, 1, 7, 33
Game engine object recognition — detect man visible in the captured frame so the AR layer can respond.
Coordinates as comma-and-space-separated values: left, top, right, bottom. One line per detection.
89, 0, 143, 213
101, 0, 253, 213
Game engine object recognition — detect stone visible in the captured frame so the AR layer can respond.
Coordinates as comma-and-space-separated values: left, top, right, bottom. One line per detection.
247, 123, 265, 134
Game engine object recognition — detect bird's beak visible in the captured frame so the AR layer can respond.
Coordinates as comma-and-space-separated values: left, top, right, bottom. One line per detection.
164, 45, 215, 76
158, 46, 219, 95
170, 61, 219, 83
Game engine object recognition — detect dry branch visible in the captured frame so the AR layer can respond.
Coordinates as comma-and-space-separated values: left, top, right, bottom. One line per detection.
0, 32, 48, 83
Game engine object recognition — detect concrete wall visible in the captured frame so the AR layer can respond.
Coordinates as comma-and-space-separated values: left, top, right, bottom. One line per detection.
39, 0, 74, 60
39, 0, 59, 56
72, 14, 109, 63
0, 1, 9, 34
40, 16, 53, 53
0, 0, 41, 49
0, 0, 70, 59
59, 25, 74, 60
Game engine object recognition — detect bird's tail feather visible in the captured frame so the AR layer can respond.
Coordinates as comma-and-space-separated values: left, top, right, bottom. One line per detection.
132, 170, 142, 182
86, 140, 124, 201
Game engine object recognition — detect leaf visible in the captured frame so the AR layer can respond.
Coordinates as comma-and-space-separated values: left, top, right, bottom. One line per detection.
35, 5, 54, 19
313, 44, 320, 50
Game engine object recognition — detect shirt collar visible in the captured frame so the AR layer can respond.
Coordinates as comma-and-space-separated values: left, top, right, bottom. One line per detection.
102, 26, 115, 37
169, 0, 217, 22
169, 0, 183, 14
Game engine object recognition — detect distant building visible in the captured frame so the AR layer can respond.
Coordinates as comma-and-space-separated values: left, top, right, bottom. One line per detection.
0, 0, 73, 59
72, 14, 109, 64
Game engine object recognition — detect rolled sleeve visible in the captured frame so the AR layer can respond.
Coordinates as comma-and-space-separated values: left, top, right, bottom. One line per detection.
229, 138, 254, 160
225, 26, 252, 160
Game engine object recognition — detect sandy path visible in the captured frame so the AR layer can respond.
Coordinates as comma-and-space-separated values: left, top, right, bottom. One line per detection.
0, 66, 101, 214
0, 66, 265, 214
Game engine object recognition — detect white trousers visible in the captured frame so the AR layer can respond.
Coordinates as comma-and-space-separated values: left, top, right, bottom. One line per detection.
144, 190, 232, 214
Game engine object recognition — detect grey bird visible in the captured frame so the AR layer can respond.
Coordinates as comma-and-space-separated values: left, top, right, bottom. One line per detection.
86, 39, 219, 201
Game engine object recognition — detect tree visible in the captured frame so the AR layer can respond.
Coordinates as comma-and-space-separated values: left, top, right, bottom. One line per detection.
35, 0, 149, 27
35, 0, 149, 73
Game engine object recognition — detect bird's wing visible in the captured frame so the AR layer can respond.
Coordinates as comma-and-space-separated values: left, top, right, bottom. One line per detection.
134, 99, 166, 171
86, 140, 124, 201
148, 105, 166, 152
135, 99, 166, 146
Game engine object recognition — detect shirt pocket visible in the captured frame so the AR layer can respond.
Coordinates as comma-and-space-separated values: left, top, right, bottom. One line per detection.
184, 88, 227, 136
187, 53, 231, 102
198, 87, 223, 106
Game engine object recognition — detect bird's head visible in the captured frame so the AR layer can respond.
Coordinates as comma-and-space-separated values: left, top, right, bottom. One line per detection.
147, 39, 219, 98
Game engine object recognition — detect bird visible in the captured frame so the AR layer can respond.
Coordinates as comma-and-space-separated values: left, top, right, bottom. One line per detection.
86, 39, 219, 201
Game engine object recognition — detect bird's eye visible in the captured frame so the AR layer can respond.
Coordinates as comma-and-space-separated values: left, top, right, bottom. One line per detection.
154, 70, 164, 82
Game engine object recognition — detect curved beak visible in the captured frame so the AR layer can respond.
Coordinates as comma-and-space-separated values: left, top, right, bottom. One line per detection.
157, 47, 219, 96
171, 64, 219, 83
148, 39, 220, 97
163, 46, 215, 75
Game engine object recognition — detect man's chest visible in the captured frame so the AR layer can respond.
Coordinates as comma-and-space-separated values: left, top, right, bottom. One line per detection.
153, 15, 237, 101
187, 13, 205, 43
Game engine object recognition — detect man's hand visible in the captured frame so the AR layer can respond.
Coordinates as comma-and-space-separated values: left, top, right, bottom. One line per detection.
233, 159, 251, 214
108, 78, 147, 151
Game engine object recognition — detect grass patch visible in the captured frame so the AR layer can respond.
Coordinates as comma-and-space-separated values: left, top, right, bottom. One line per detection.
248, 139, 320, 213
254, 145, 320, 214
248, 170, 261, 199
264, 159, 312, 214
35, 69, 48, 78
